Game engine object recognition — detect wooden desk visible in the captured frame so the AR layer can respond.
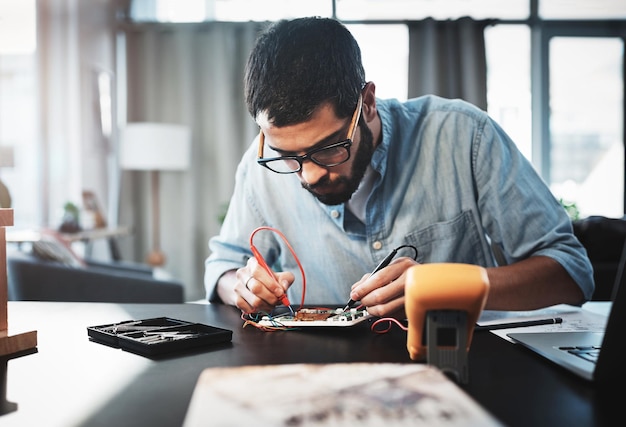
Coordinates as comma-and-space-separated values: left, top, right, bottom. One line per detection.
0, 302, 616, 427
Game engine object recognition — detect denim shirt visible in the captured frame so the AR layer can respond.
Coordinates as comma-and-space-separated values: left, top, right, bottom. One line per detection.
205, 95, 594, 305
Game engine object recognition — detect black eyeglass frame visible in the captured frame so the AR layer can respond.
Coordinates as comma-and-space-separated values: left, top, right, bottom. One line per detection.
256, 94, 363, 174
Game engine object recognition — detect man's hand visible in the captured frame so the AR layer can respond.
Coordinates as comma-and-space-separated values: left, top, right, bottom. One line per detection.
349, 257, 419, 317
234, 257, 294, 314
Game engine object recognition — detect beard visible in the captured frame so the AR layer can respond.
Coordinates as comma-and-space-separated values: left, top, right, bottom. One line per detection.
301, 119, 375, 206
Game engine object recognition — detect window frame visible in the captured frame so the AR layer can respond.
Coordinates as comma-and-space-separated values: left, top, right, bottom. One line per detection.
531, 20, 626, 212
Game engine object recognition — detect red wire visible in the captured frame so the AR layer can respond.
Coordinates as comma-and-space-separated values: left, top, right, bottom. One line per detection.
247, 227, 409, 337
371, 317, 408, 334
249, 226, 307, 310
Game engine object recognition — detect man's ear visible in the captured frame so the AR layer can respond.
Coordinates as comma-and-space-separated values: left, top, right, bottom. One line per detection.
362, 81, 377, 122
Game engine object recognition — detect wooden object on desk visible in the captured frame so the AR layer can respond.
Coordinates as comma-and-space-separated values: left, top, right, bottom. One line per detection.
0, 209, 37, 356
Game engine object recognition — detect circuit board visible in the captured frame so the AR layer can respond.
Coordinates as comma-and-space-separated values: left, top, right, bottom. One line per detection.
257, 308, 372, 328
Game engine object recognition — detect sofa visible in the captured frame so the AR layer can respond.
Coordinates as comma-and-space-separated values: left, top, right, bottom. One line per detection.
7, 250, 185, 303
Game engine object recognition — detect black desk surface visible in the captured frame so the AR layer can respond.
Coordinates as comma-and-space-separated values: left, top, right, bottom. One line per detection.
1, 301, 615, 427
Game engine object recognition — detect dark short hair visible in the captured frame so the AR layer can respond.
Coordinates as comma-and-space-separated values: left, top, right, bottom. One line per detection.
244, 17, 366, 127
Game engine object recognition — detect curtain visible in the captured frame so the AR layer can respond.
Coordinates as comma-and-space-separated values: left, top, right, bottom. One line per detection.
121, 22, 264, 300
407, 17, 491, 110
36, 0, 117, 229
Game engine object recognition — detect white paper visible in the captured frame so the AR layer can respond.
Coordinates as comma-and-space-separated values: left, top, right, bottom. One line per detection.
478, 303, 610, 341
183, 363, 504, 427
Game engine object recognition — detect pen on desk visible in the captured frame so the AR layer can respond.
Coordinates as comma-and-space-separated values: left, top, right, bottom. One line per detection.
342, 249, 400, 312
475, 317, 563, 331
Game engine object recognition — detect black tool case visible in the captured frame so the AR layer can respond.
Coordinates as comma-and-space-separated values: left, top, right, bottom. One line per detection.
87, 317, 233, 358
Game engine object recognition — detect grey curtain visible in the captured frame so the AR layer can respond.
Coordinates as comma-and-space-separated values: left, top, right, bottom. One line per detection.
121, 22, 264, 300
408, 17, 491, 110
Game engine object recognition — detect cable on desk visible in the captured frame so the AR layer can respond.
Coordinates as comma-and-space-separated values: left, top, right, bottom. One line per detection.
366, 244, 417, 334
241, 311, 300, 331
249, 226, 307, 311
370, 317, 408, 334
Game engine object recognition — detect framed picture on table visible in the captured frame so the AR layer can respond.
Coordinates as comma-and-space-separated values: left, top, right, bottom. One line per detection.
82, 190, 107, 229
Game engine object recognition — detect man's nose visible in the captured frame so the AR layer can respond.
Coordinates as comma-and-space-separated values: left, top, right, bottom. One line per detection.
299, 160, 327, 185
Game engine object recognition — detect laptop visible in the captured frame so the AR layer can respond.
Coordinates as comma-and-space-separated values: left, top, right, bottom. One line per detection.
507, 250, 626, 383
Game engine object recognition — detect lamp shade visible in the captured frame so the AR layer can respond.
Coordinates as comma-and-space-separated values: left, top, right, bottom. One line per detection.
120, 123, 191, 171
0, 146, 15, 168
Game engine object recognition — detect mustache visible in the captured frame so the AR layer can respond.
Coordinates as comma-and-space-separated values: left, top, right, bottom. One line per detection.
302, 175, 332, 192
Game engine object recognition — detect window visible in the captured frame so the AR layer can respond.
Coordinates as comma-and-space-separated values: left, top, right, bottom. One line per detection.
486, 20, 625, 219
129, 0, 332, 22
485, 25, 532, 160
3, 0, 626, 233
336, 0, 529, 20
548, 37, 624, 218
540, 0, 626, 20
346, 24, 409, 101
0, 0, 39, 227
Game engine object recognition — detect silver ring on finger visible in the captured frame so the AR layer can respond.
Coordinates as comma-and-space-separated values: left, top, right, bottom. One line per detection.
245, 276, 254, 290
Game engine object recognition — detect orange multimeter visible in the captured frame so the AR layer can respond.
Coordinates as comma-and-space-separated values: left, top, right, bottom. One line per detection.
405, 263, 490, 362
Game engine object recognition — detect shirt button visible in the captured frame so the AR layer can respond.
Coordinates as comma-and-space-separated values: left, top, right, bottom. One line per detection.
372, 241, 382, 250
331, 210, 340, 218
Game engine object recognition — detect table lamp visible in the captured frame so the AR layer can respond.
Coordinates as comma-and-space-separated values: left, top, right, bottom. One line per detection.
120, 123, 191, 266
0, 146, 14, 209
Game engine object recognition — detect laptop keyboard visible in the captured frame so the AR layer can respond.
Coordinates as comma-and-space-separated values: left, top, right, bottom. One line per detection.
559, 345, 601, 364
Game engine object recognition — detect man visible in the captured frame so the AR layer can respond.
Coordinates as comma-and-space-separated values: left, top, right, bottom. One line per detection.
205, 17, 593, 317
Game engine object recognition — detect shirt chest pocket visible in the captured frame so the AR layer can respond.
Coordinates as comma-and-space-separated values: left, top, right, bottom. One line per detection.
405, 211, 492, 267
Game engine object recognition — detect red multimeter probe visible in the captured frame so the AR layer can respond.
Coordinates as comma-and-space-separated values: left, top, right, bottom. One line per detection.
249, 244, 291, 307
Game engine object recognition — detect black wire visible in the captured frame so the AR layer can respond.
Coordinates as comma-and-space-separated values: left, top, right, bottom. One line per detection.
393, 244, 418, 261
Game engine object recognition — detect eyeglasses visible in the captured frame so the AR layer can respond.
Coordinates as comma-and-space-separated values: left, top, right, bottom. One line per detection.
257, 94, 363, 174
